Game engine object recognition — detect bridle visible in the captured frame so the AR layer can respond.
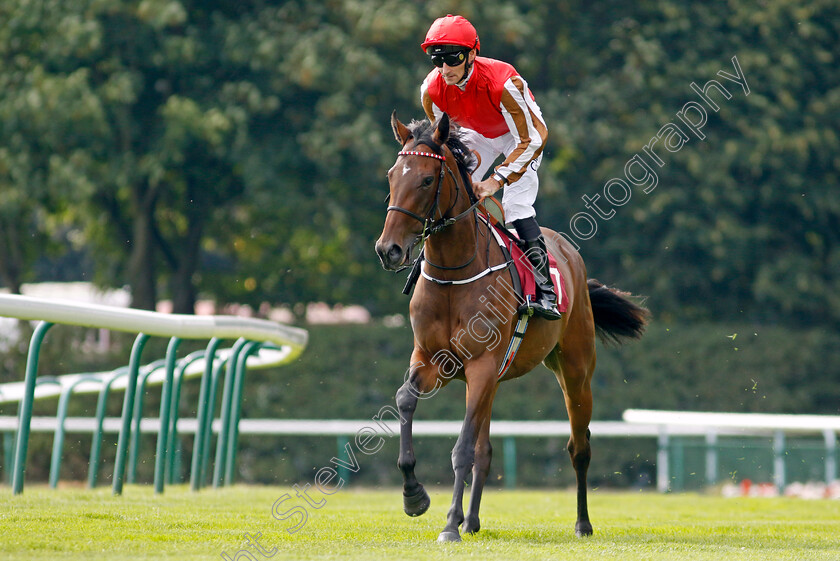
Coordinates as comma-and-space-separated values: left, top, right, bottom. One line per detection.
386, 146, 485, 272
387, 149, 480, 236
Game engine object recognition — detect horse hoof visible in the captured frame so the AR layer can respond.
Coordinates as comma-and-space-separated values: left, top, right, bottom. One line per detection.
462, 519, 480, 534
403, 487, 431, 517
575, 521, 594, 537
437, 530, 461, 543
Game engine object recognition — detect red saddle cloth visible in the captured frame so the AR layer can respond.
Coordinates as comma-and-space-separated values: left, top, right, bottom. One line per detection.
492, 223, 568, 314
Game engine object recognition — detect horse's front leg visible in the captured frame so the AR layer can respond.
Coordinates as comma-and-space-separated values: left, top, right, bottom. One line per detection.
462, 420, 492, 535
438, 362, 498, 543
395, 356, 442, 517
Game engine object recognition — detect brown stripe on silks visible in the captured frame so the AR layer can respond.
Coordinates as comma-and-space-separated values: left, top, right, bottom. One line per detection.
497, 77, 547, 184
509, 76, 548, 148
499, 90, 532, 168
421, 89, 436, 123
499, 139, 545, 185
501, 168, 521, 185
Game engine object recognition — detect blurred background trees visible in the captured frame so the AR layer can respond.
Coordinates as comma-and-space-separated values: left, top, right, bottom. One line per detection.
1, 0, 839, 487
0, 0, 838, 326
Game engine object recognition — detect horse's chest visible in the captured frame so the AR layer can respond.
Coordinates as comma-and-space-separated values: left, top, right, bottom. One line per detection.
411, 304, 501, 360
412, 317, 452, 352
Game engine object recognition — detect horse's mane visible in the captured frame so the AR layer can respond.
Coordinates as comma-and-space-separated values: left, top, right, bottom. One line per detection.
406, 119, 477, 178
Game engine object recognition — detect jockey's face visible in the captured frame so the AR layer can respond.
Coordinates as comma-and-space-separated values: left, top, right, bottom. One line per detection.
437, 49, 476, 85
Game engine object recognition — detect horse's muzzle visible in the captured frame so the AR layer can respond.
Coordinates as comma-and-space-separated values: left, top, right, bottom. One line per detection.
375, 239, 406, 271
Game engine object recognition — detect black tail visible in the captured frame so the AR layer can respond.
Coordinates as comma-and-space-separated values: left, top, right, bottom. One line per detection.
587, 279, 650, 346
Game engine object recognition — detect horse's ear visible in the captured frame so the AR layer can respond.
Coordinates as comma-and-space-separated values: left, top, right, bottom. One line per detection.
391, 111, 411, 145
432, 113, 450, 146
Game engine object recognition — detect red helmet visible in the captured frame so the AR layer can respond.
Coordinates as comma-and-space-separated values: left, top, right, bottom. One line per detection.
421, 15, 480, 53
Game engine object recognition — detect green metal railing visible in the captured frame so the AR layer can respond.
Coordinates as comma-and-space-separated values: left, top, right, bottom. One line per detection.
11, 321, 55, 495
190, 338, 222, 491
202, 351, 232, 487
226, 341, 262, 484
128, 357, 165, 484
88, 367, 130, 488
111, 332, 151, 494
213, 338, 249, 489
49, 375, 101, 488
166, 348, 208, 485
0, 293, 307, 495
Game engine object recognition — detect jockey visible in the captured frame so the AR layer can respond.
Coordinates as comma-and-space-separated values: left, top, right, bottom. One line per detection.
420, 14, 561, 320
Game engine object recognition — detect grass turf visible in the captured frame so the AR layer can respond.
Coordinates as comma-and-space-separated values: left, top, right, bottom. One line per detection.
1, 485, 839, 560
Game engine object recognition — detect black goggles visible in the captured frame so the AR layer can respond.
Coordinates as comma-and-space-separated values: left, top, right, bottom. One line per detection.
429, 49, 469, 68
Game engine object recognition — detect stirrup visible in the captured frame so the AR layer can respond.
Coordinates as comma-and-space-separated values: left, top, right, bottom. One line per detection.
532, 299, 562, 320
518, 295, 562, 320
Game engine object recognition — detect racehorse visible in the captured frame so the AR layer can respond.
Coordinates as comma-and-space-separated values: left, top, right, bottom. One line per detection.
375, 112, 650, 542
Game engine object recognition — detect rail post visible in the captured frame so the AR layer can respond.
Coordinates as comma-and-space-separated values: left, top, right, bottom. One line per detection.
154, 337, 182, 493
224, 341, 262, 485
168, 350, 206, 484
705, 430, 718, 486
88, 368, 129, 488
113, 333, 150, 495
656, 429, 670, 493
128, 361, 165, 483
825, 430, 837, 484
50, 376, 101, 488
503, 436, 517, 489
3, 431, 14, 485
214, 338, 247, 488
191, 338, 221, 491
336, 435, 351, 483
773, 430, 786, 490
12, 321, 54, 495
200, 354, 230, 487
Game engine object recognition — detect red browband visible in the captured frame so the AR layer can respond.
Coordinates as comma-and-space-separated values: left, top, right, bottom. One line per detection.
397, 150, 446, 161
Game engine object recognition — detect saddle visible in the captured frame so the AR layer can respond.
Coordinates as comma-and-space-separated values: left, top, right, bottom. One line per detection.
489, 220, 567, 315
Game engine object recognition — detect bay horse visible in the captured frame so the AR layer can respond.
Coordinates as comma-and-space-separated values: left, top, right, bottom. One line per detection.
375, 112, 649, 542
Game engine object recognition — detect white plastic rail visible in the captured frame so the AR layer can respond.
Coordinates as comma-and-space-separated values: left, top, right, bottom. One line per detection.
0, 293, 308, 351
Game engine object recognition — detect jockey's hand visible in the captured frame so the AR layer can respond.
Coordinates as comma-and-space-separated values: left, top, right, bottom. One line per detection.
473, 176, 503, 199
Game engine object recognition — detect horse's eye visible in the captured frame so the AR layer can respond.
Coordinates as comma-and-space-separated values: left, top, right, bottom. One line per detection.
421, 176, 434, 187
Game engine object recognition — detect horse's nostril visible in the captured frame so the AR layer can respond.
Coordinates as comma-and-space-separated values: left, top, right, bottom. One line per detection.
388, 244, 403, 262
375, 240, 404, 269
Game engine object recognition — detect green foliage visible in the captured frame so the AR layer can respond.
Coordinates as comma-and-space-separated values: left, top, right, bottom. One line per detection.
530, 0, 840, 327
2, 0, 840, 490
258, 320, 840, 423
1, 0, 838, 326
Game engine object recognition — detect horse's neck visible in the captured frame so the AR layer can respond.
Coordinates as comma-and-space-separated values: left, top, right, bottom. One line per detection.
423, 205, 485, 279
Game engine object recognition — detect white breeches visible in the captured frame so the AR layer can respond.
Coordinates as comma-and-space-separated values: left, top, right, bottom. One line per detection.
460, 128, 542, 223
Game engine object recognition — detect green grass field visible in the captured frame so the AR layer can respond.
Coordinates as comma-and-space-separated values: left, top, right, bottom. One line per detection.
2, 485, 839, 560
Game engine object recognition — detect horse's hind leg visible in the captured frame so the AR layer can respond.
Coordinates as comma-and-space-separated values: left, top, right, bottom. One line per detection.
546, 339, 595, 537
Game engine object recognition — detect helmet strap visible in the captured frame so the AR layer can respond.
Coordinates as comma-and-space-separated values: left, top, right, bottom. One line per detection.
455, 51, 476, 88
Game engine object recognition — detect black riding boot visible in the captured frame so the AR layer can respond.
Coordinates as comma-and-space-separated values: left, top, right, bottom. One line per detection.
513, 217, 562, 321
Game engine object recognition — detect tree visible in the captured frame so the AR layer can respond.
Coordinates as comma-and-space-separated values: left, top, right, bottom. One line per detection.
1, 0, 838, 327
520, 0, 840, 327
1, 1, 259, 311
